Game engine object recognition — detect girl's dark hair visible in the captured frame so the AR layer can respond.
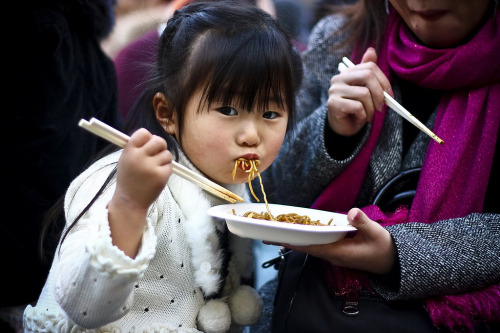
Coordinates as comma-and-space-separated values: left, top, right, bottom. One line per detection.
47, 0, 303, 254
123, 0, 303, 158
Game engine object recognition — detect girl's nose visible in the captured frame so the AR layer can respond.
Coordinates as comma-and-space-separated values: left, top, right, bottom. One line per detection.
237, 122, 260, 147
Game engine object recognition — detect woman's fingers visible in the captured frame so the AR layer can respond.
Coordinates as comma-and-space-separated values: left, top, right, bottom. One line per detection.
333, 62, 387, 112
327, 93, 369, 135
276, 208, 397, 274
327, 48, 392, 136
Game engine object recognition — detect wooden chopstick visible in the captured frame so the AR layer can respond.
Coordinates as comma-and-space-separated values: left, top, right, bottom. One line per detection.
79, 118, 244, 203
340, 57, 444, 145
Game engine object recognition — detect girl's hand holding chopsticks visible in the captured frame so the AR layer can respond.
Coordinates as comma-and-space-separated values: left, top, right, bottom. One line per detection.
114, 128, 173, 212
108, 128, 173, 257
79, 117, 243, 203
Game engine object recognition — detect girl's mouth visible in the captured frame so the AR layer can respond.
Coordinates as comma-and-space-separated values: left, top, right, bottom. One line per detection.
241, 153, 259, 161
232, 157, 261, 180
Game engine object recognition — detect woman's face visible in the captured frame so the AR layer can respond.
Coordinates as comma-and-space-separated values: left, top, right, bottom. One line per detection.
389, 0, 492, 48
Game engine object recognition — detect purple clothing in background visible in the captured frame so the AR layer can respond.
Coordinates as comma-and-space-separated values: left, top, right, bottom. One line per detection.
114, 29, 159, 120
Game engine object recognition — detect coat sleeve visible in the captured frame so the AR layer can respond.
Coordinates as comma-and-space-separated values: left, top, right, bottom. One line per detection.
55, 157, 157, 329
370, 213, 500, 300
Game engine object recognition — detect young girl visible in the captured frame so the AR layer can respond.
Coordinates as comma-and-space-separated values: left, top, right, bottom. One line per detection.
23, 2, 302, 332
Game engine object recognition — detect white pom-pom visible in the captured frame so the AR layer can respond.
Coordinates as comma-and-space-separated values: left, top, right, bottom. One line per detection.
228, 285, 263, 326
197, 299, 231, 333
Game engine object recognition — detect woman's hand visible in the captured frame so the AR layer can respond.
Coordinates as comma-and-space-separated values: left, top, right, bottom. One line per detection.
327, 47, 392, 136
108, 128, 173, 257
271, 208, 397, 275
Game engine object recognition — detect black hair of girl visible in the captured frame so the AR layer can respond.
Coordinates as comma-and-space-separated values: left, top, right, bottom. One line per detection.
51, 0, 303, 252
123, 0, 303, 159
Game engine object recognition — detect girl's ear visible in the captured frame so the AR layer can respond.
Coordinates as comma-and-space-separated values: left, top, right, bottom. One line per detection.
153, 92, 177, 135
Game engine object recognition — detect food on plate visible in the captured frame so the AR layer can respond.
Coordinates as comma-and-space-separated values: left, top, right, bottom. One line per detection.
232, 158, 332, 225
237, 210, 333, 226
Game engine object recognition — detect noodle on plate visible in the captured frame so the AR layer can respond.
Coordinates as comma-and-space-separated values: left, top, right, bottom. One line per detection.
232, 158, 332, 226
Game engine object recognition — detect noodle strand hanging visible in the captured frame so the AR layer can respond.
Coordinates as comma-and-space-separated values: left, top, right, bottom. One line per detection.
232, 158, 332, 226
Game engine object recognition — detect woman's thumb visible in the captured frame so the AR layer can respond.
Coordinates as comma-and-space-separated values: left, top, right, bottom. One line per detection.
347, 208, 369, 229
361, 47, 378, 64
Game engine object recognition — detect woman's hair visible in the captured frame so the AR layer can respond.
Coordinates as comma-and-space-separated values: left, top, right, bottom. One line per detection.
44, 0, 303, 255
123, 0, 303, 159
322, 0, 388, 52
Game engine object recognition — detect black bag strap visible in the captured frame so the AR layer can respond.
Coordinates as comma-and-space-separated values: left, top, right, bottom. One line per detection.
372, 167, 421, 211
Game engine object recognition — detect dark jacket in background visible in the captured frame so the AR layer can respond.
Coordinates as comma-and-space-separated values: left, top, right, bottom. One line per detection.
1, 0, 121, 307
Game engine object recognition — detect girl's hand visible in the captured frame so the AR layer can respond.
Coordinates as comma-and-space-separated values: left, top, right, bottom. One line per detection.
326, 47, 392, 136
114, 128, 172, 211
272, 208, 397, 275
108, 128, 173, 257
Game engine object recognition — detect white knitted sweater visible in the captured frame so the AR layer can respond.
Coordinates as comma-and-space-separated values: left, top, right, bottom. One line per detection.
24, 150, 257, 332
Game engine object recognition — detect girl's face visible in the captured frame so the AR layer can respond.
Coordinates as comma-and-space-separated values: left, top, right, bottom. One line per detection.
176, 89, 289, 185
390, 0, 491, 48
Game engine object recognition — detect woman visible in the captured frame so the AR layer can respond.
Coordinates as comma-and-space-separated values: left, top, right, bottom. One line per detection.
251, 0, 500, 332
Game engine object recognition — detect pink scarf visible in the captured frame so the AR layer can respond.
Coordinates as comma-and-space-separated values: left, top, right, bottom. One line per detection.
312, 10, 500, 332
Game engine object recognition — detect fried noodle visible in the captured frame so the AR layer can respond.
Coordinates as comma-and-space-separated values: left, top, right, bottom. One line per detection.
232, 158, 332, 226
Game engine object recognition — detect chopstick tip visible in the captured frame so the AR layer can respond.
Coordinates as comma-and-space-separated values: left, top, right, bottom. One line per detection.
78, 119, 90, 127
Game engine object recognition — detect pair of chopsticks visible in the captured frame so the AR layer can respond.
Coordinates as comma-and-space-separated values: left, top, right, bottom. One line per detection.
339, 57, 444, 145
79, 118, 243, 204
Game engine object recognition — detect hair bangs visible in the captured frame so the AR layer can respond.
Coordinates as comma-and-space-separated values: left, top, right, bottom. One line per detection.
186, 29, 294, 114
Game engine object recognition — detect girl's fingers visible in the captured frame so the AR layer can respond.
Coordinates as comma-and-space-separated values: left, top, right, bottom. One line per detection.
128, 129, 168, 157
128, 128, 153, 147
156, 150, 173, 166
142, 135, 168, 156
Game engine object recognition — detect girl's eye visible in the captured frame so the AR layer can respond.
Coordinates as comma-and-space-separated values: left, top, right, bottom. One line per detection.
217, 106, 238, 116
263, 111, 279, 119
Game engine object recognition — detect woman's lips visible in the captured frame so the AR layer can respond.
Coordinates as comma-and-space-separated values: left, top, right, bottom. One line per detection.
414, 9, 447, 20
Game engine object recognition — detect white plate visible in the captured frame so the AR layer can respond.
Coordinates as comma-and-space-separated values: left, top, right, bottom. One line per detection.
207, 203, 357, 246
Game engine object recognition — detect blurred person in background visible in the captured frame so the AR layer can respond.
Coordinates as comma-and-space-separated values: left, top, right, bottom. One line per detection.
100, 0, 174, 59
1, 0, 121, 331
113, 0, 276, 120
